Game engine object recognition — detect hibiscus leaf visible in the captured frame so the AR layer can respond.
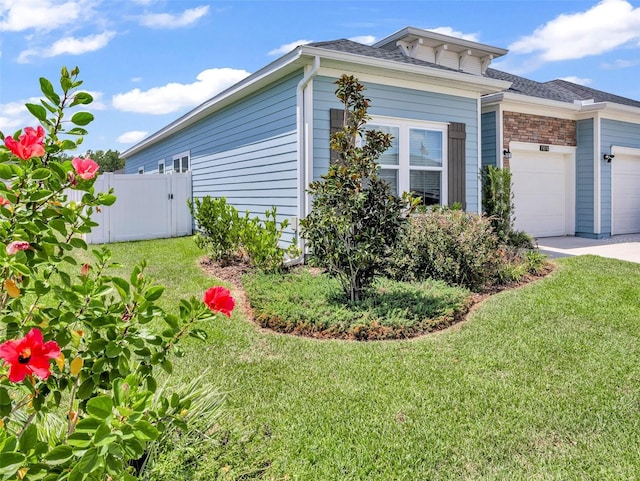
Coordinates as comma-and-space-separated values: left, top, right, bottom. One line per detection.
26, 103, 47, 122
40, 77, 61, 105
44, 445, 73, 465
70, 92, 93, 107
71, 112, 94, 126
144, 286, 164, 302
0, 164, 12, 180
0, 452, 25, 476
86, 395, 112, 419
132, 420, 159, 441
31, 168, 51, 180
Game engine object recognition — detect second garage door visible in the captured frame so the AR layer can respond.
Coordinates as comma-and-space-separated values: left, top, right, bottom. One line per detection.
612, 152, 640, 235
510, 147, 575, 238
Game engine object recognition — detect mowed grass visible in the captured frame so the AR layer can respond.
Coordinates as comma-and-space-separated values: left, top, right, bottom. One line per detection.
93, 237, 640, 480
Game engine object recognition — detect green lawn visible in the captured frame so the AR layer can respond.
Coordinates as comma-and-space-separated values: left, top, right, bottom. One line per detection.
91, 237, 640, 480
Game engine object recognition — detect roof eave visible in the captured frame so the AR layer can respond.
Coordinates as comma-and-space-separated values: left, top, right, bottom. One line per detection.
122, 48, 305, 158
299, 45, 511, 94
373, 26, 508, 57
482, 91, 580, 111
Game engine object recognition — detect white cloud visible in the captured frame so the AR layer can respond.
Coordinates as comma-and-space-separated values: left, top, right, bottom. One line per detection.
117, 130, 148, 144
427, 27, 479, 42
268, 40, 312, 56
112, 68, 251, 115
0, 98, 42, 133
0, 0, 86, 32
139, 5, 209, 29
558, 76, 593, 86
18, 31, 116, 63
601, 58, 639, 69
349, 35, 376, 45
509, 0, 640, 61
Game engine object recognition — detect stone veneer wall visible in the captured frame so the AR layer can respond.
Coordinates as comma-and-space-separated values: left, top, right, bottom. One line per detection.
503, 111, 576, 168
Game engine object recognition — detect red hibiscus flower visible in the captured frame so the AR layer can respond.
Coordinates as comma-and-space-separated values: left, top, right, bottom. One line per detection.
0, 196, 9, 206
203, 286, 235, 317
71, 157, 99, 180
6, 241, 30, 256
0, 328, 61, 382
4, 126, 45, 160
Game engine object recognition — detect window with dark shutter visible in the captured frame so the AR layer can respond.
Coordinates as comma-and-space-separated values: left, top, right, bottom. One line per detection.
447, 122, 466, 209
329, 108, 345, 164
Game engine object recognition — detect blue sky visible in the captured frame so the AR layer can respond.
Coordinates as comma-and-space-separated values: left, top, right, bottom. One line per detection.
2, 0, 640, 153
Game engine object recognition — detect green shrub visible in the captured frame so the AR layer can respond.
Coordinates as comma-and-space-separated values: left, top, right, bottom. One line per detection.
389, 208, 500, 291
188, 196, 242, 264
482, 165, 513, 243
508, 229, 536, 249
301, 75, 411, 302
189, 197, 292, 272
240, 206, 297, 272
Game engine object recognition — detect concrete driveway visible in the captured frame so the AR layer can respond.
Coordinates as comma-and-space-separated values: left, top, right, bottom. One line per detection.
537, 234, 640, 263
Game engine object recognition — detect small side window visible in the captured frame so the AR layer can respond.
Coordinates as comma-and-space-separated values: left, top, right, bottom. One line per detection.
138, 166, 144, 174
158, 161, 165, 174
172, 151, 190, 173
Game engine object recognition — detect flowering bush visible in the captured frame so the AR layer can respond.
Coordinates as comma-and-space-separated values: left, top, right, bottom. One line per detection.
0, 67, 234, 480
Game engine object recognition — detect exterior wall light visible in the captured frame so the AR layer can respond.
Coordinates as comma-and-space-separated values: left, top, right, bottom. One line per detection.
503, 149, 512, 160
604, 154, 614, 163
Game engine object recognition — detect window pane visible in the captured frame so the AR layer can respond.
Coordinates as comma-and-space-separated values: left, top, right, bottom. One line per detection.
410, 170, 440, 205
379, 168, 398, 196
158, 163, 164, 174
181, 156, 189, 172
367, 125, 399, 166
173, 158, 180, 171
410, 129, 442, 167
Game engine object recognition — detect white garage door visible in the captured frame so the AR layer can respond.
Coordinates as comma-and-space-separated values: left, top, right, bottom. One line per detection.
510, 149, 574, 238
612, 154, 640, 235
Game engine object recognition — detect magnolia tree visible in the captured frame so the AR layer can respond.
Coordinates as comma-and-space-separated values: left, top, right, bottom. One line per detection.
0, 67, 234, 480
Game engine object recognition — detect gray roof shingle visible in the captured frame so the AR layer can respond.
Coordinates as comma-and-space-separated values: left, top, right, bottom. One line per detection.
307, 39, 466, 73
486, 68, 640, 108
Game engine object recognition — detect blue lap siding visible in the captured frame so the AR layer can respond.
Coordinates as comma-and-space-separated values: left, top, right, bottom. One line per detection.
124, 71, 303, 242
312, 76, 481, 212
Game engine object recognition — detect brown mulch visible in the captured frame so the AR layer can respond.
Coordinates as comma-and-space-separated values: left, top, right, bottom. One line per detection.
199, 256, 556, 341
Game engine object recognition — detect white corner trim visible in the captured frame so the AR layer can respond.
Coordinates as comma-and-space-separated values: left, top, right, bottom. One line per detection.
594, 115, 601, 234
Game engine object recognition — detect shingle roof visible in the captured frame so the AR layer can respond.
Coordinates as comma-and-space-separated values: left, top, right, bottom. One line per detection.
484, 68, 575, 103
486, 68, 640, 108
307, 39, 466, 73
544, 79, 640, 108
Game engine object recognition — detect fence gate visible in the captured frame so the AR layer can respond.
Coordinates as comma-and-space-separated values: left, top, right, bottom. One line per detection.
71, 173, 193, 244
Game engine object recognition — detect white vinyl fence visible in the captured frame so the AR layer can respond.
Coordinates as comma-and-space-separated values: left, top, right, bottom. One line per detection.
68, 172, 193, 244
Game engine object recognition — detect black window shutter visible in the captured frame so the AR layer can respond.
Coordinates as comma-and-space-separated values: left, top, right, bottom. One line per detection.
329, 109, 345, 164
448, 122, 466, 209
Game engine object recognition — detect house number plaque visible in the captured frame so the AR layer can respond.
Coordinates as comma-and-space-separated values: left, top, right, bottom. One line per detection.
539, 145, 550, 152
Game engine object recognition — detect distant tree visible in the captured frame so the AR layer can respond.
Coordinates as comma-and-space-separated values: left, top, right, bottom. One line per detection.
84, 149, 125, 172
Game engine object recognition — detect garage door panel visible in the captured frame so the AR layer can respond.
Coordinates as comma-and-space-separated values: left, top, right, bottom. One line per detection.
510, 150, 573, 238
612, 154, 640, 235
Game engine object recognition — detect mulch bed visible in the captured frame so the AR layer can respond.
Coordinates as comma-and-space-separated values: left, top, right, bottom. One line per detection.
199, 256, 555, 341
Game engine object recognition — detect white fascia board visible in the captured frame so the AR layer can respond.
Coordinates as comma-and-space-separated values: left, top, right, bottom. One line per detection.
122, 49, 305, 158
585, 102, 640, 124
482, 92, 579, 118
299, 45, 511, 95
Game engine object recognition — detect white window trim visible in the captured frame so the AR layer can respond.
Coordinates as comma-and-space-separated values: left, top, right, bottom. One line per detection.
368, 115, 448, 205
172, 150, 190, 173
158, 160, 165, 174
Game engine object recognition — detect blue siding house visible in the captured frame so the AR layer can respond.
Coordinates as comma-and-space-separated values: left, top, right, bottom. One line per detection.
123, 27, 510, 248
482, 73, 640, 238
123, 26, 640, 242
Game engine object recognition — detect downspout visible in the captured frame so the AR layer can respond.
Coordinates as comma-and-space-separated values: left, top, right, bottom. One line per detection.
286, 55, 320, 267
